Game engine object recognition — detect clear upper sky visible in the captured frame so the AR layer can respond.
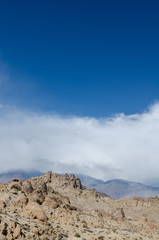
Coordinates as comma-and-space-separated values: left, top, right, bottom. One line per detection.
0, 0, 159, 117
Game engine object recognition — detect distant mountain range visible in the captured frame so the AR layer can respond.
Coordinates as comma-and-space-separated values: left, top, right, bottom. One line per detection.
0, 170, 42, 184
76, 174, 159, 199
1, 170, 159, 199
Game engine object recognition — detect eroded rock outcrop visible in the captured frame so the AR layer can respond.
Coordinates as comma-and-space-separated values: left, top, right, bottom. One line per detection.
0, 171, 159, 239
23, 201, 47, 221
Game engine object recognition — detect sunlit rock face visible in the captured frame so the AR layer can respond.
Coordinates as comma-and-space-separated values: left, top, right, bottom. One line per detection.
0, 171, 159, 239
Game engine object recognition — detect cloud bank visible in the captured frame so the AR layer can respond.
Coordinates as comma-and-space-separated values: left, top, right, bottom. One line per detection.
0, 103, 159, 183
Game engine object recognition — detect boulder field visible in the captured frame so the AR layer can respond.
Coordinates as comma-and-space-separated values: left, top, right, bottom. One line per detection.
0, 172, 159, 239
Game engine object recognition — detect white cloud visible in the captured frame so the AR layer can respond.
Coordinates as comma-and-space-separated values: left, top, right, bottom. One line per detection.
0, 103, 159, 183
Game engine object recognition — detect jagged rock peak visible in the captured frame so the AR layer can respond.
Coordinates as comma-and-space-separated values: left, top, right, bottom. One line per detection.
1, 171, 158, 239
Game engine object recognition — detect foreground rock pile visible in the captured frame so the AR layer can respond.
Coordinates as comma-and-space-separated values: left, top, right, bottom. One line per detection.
0, 172, 159, 239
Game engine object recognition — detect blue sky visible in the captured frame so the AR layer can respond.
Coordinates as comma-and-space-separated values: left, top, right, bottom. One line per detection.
0, 0, 159, 116
1, 1, 159, 183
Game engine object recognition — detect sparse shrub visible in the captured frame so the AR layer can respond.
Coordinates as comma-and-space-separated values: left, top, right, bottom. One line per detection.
74, 232, 81, 238
82, 223, 88, 228
98, 236, 104, 240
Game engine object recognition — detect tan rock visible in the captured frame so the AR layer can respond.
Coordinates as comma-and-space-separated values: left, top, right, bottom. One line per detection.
10, 221, 16, 230
10, 183, 22, 193
111, 207, 125, 220
0, 233, 6, 240
23, 201, 47, 221
62, 204, 77, 211
14, 197, 28, 208
42, 196, 62, 209
29, 179, 47, 195
22, 181, 33, 194
0, 171, 159, 239
12, 178, 20, 183
28, 190, 45, 204
1, 222, 7, 236
13, 224, 21, 239
0, 200, 6, 210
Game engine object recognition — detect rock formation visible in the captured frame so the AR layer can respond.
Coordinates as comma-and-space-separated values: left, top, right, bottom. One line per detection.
0, 171, 159, 239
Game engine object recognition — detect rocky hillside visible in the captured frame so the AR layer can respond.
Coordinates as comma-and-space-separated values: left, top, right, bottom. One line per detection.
1, 171, 159, 199
0, 171, 159, 239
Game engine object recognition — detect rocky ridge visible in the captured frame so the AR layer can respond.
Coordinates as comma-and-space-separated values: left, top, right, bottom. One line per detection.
0, 172, 159, 239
